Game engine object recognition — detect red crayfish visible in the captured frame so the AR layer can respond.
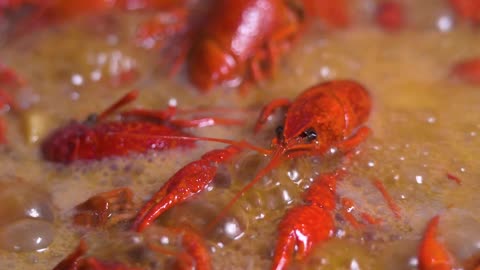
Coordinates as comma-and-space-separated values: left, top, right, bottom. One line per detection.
130, 80, 373, 268
41, 89, 244, 163
53, 240, 143, 270
53, 226, 211, 270
136, 0, 350, 93
58, 186, 212, 269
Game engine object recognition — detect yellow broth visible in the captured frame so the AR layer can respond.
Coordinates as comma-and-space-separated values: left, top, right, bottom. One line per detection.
0, 1, 479, 269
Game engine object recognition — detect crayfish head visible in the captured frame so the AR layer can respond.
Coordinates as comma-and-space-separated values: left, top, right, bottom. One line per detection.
281, 127, 321, 157
188, 39, 239, 92
41, 122, 92, 164
272, 125, 318, 149
300, 128, 318, 142
84, 114, 98, 126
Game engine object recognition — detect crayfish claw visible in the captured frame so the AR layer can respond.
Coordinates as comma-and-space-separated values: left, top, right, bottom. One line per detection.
73, 187, 134, 228
272, 205, 334, 270
418, 215, 454, 270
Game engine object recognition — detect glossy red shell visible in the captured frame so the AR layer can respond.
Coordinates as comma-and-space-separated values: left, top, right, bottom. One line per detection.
283, 80, 371, 145
187, 0, 285, 90
41, 121, 195, 163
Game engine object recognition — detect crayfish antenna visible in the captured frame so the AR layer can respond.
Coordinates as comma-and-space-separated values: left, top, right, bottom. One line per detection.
96, 89, 140, 121
205, 147, 285, 233
118, 133, 272, 155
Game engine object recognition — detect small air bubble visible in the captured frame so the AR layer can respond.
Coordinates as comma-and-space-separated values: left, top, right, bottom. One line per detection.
70, 91, 80, 101
131, 236, 142, 244
426, 117, 436, 123
71, 74, 84, 86
350, 259, 360, 270
90, 70, 102, 81
107, 34, 119, 45
160, 236, 170, 245
336, 229, 346, 238
168, 98, 177, 107
408, 257, 418, 266
415, 175, 423, 184
282, 190, 292, 204
367, 161, 375, 167
225, 222, 238, 235
287, 170, 299, 181
97, 53, 107, 65
255, 213, 265, 220
436, 15, 453, 32
319, 66, 330, 78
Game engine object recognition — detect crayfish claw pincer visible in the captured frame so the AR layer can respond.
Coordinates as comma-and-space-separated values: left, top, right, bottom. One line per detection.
72, 187, 135, 228
271, 172, 339, 270
418, 215, 454, 270
272, 205, 334, 270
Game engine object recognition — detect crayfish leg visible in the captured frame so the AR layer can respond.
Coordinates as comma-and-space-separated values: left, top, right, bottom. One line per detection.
132, 159, 218, 232
335, 126, 371, 153
254, 98, 291, 133
96, 90, 139, 121
146, 226, 211, 270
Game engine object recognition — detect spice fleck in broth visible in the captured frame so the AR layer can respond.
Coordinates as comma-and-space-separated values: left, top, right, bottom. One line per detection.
0, 0, 479, 269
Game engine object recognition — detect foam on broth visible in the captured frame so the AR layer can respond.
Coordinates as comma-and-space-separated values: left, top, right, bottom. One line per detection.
0, 1, 479, 269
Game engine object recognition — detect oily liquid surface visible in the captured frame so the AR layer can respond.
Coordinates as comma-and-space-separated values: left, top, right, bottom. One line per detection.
0, 1, 479, 269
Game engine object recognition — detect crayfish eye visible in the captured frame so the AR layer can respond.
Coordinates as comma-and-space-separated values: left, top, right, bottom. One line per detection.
84, 114, 98, 125
275, 126, 284, 142
301, 128, 317, 142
